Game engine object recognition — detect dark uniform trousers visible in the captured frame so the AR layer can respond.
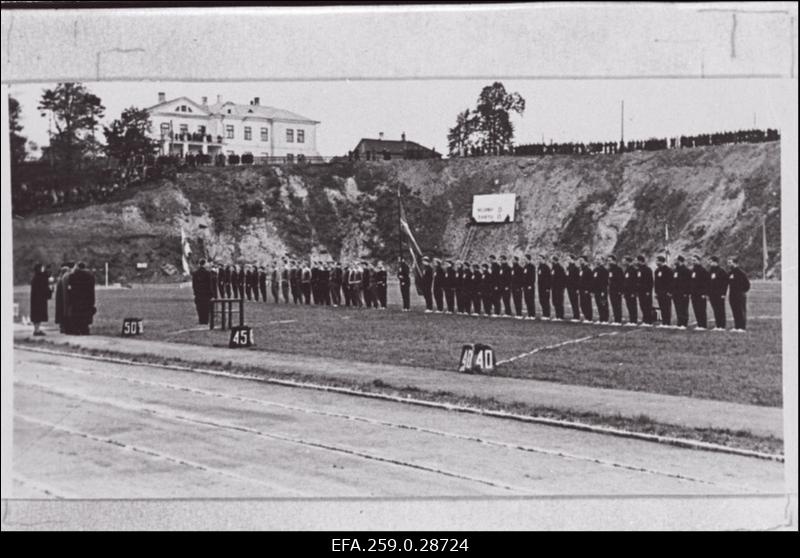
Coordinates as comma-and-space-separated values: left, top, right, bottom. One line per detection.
655, 292, 671, 325
538, 288, 551, 318
400, 282, 410, 310
473, 291, 483, 315
523, 287, 536, 317
423, 288, 433, 311
492, 287, 502, 314
455, 288, 464, 313
673, 294, 690, 327
594, 291, 609, 322
691, 294, 708, 328
271, 283, 280, 303
609, 291, 623, 323
729, 293, 747, 330
301, 283, 311, 304
433, 285, 444, 311
195, 299, 210, 324
501, 288, 512, 316
552, 287, 565, 319
225, 284, 233, 298
579, 290, 593, 321
281, 282, 290, 303
512, 288, 524, 316
483, 292, 494, 315
638, 291, 654, 324
567, 287, 580, 320
330, 284, 341, 306
710, 294, 726, 328
342, 283, 351, 307
245, 282, 253, 301
624, 293, 638, 323
259, 282, 266, 302
445, 288, 456, 313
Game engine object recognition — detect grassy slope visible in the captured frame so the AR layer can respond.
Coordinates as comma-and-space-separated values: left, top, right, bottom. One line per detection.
12, 142, 781, 284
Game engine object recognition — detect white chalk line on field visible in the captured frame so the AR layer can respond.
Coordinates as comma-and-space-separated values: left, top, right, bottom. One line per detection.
17, 379, 534, 495
10, 473, 76, 500
497, 331, 622, 365
40, 360, 746, 491
14, 345, 784, 462
14, 412, 309, 497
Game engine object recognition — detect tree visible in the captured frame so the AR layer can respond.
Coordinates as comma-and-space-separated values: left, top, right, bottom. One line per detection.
103, 106, 159, 164
8, 96, 27, 166
38, 82, 105, 169
474, 82, 525, 155
447, 108, 477, 157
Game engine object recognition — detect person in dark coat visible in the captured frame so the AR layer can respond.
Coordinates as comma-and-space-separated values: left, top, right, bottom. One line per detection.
432, 259, 445, 312
443, 260, 457, 313
331, 262, 343, 308
622, 256, 638, 325
461, 261, 473, 315
654, 256, 674, 326
375, 261, 388, 309
550, 255, 566, 320
67, 262, 96, 335
578, 255, 594, 322
362, 261, 374, 309
54, 265, 72, 333
727, 256, 751, 331
222, 264, 232, 298
671, 255, 692, 329
523, 254, 537, 318
230, 265, 241, 299
481, 263, 494, 316
397, 258, 411, 311
606, 255, 624, 324
592, 256, 610, 323
270, 263, 280, 303
191, 259, 214, 325
301, 262, 312, 304
636, 255, 654, 325
258, 265, 268, 302
537, 254, 552, 319
489, 255, 501, 315
30, 263, 52, 336
419, 257, 433, 312
688, 254, 710, 330
708, 256, 729, 330
471, 263, 483, 315
510, 256, 525, 317
498, 255, 513, 316
281, 261, 291, 303
566, 255, 581, 321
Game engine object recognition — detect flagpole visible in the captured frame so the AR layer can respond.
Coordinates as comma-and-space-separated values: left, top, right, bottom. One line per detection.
397, 183, 403, 267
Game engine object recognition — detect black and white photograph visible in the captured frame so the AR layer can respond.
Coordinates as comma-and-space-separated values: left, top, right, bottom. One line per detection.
1, 2, 797, 532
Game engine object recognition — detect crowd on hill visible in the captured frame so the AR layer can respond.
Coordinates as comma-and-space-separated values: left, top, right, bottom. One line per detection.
189, 252, 752, 332
513, 128, 780, 157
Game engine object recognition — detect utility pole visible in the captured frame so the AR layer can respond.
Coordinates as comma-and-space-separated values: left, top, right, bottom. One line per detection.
620, 100, 625, 145
762, 215, 768, 280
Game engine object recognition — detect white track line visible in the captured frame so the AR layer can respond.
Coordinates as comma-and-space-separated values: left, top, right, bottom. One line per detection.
17, 380, 534, 495
14, 413, 309, 497
15, 345, 784, 462
167, 326, 209, 335
41, 361, 746, 491
11, 473, 77, 499
497, 331, 621, 365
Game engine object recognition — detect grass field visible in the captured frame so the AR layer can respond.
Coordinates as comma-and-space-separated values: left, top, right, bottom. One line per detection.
14, 280, 783, 407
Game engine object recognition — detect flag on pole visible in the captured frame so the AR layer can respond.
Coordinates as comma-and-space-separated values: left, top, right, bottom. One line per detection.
399, 199, 425, 295
181, 226, 192, 276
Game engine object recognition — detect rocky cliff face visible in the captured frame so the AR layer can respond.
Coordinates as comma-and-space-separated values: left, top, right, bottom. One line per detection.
13, 142, 781, 283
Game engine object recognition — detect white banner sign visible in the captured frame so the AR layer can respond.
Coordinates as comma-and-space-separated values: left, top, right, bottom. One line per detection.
472, 193, 517, 223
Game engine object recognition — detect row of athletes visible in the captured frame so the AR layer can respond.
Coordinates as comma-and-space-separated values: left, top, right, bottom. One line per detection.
401, 253, 751, 331
204, 260, 391, 309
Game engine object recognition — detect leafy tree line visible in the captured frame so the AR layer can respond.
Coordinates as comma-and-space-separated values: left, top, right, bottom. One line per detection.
447, 82, 526, 157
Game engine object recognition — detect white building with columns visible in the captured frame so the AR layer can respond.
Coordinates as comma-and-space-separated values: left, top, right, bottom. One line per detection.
146, 92, 321, 162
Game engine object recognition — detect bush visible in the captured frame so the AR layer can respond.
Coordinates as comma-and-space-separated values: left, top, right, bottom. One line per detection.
241, 153, 254, 165
215, 154, 226, 167
198, 153, 212, 166
228, 154, 241, 165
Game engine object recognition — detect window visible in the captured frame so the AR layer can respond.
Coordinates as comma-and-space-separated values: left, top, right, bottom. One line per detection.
244, 127, 252, 140
260, 127, 269, 142
160, 123, 170, 136
286, 129, 294, 143
297, 130, 305, 143
226, 125, 235, 139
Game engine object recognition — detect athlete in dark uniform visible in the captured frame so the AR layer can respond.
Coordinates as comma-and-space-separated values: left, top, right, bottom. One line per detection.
688, 254, 709, 329
622, 256, 638, 325
578, 256, 594, 322
537, 254, 551, 319
566, 255, 581, 321
550, 255, 566, 320
592, 256, 609, 323
708, 256, 729, 330
654, 256, 673, 326
523, 254, 536, 318
606, 255, 624, 324
727, 256, 750, 331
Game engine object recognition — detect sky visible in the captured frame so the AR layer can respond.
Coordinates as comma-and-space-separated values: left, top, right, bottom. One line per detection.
9, 78, 785, 159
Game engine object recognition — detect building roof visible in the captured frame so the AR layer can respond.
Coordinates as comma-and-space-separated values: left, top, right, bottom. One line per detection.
147, 97, 318, 124
207, 102, 319, 123
355, 138, 439, 154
